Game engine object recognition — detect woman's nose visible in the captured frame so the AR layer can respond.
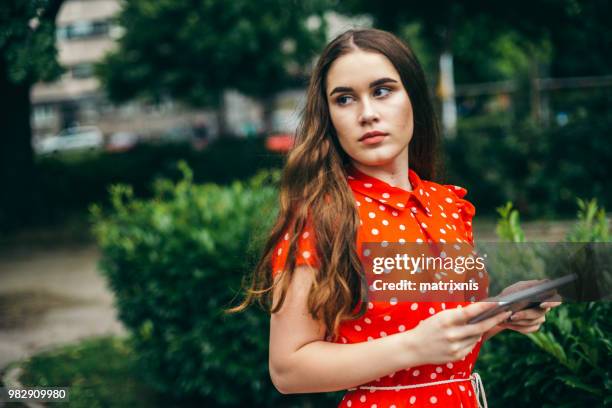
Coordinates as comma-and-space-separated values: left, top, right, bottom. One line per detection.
359, 98, 380, 124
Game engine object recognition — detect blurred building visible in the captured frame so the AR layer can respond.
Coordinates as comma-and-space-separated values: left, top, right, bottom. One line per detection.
32, 0, 118, 137
31, 0, 215, 142
31, 3, 377, 141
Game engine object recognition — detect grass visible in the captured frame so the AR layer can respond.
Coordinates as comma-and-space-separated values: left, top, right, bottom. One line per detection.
18, 336, 165, 408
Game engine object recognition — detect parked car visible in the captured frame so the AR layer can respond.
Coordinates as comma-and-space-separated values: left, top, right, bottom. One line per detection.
160, 125, 195, 144
34, 126, 104, 155
106, 131, 139, 153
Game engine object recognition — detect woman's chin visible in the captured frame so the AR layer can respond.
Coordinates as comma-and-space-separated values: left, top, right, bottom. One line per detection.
352, 155, 397, 168
356, 148, 400, 165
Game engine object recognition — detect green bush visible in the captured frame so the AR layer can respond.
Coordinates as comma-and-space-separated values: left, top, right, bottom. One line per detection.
91, 164, 340, 407
475, 199, 612, 407
445, 116, 612, 218
19, 337, 163, 408
14, 137, 284, 231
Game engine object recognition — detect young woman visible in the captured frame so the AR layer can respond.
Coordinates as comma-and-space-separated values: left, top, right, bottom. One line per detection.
233, 28, 560, 408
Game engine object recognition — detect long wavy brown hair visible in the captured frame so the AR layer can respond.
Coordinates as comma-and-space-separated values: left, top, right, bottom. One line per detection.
227, 28, 441, 340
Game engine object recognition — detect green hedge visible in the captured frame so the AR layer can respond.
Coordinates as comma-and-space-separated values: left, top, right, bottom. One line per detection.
21, 137, 284, 230
19, 337, 161, 408
91, 164, 341, 407
444, 116, 612, 219
475, 199, 612, 407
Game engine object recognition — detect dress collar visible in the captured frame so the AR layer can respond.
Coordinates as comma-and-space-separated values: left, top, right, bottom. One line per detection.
346, 164, 433, 215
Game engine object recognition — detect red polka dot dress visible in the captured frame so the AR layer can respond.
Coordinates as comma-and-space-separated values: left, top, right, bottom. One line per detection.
272, 165, 490, 408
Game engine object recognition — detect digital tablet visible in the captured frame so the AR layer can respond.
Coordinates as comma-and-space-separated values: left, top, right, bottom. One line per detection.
467, 274, 577, 324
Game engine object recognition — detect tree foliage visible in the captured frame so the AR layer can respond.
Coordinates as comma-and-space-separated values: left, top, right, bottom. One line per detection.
0, 0, 64, 85
338, 0, 612, 82
98, 0, 330, 107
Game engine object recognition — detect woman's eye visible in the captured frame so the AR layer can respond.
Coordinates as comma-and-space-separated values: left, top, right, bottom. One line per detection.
336, 95, 354, 105
335, 88, 390, 106
374, 87, 392, 97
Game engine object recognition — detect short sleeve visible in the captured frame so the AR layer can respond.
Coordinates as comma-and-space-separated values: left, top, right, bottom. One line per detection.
270, 221, 320, 279
444, 185, 488, 300
443, 184, 476, 245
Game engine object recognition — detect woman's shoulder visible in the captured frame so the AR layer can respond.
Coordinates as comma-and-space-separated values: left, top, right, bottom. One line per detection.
419, 178, 476, 220
420, 179, 476, 243
270, 217, 320, 279
420, 178, 469, 201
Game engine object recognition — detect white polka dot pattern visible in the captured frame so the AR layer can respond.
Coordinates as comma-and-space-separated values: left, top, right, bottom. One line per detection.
272, 166, 486, 408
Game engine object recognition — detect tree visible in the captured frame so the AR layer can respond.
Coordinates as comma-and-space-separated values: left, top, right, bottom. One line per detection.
0, 0, 65, 230
97, 0, 330, 134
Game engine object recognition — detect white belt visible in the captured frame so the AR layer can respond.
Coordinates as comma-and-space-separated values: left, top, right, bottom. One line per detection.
348, 372, 488, 408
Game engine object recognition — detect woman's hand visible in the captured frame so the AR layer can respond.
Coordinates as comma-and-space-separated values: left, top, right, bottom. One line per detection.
406, 302, 512, 365
500, 299, 562, 334
485, 280, 563, 336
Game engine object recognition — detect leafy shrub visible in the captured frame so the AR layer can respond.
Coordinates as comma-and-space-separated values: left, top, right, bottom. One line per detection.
19, 337, 162, 408
445, 116, 612, 218
91, 164, 340, 407
19, 137, 283, 230
475, 198, 612, 407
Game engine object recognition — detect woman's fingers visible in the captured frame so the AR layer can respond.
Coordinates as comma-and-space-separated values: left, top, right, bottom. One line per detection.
511, 297, 562, 321
455, 335, 484, 358
503, 322, 543, 333
461, 309, 513, 337
457, 301, 511, 327
511, 308, 545, 321
458, 301, 501, 324
456, 334, 482, 352
506, 316, 546, 327
539, 300, 562, 309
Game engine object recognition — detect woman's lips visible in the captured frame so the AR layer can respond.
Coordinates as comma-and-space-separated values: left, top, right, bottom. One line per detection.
360, 134, 387, 145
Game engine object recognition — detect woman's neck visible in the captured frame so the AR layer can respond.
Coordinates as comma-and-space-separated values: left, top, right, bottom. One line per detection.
351, 154, 412, 192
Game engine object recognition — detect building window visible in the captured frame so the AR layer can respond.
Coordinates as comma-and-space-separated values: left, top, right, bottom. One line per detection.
57, 19, 111, 40
71, 63, 95, 79
33, 105, 57, 126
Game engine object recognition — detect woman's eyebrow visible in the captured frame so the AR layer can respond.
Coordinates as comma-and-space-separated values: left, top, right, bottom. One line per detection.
329, 77, 398, 96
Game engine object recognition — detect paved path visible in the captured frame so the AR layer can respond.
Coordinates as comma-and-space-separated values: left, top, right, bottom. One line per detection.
0, 243, 125, 370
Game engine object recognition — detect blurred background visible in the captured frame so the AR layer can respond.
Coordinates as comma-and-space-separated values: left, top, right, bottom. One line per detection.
0, 0, 610, 407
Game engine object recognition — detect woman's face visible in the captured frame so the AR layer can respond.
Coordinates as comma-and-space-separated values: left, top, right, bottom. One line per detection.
325, 50, 414, 168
